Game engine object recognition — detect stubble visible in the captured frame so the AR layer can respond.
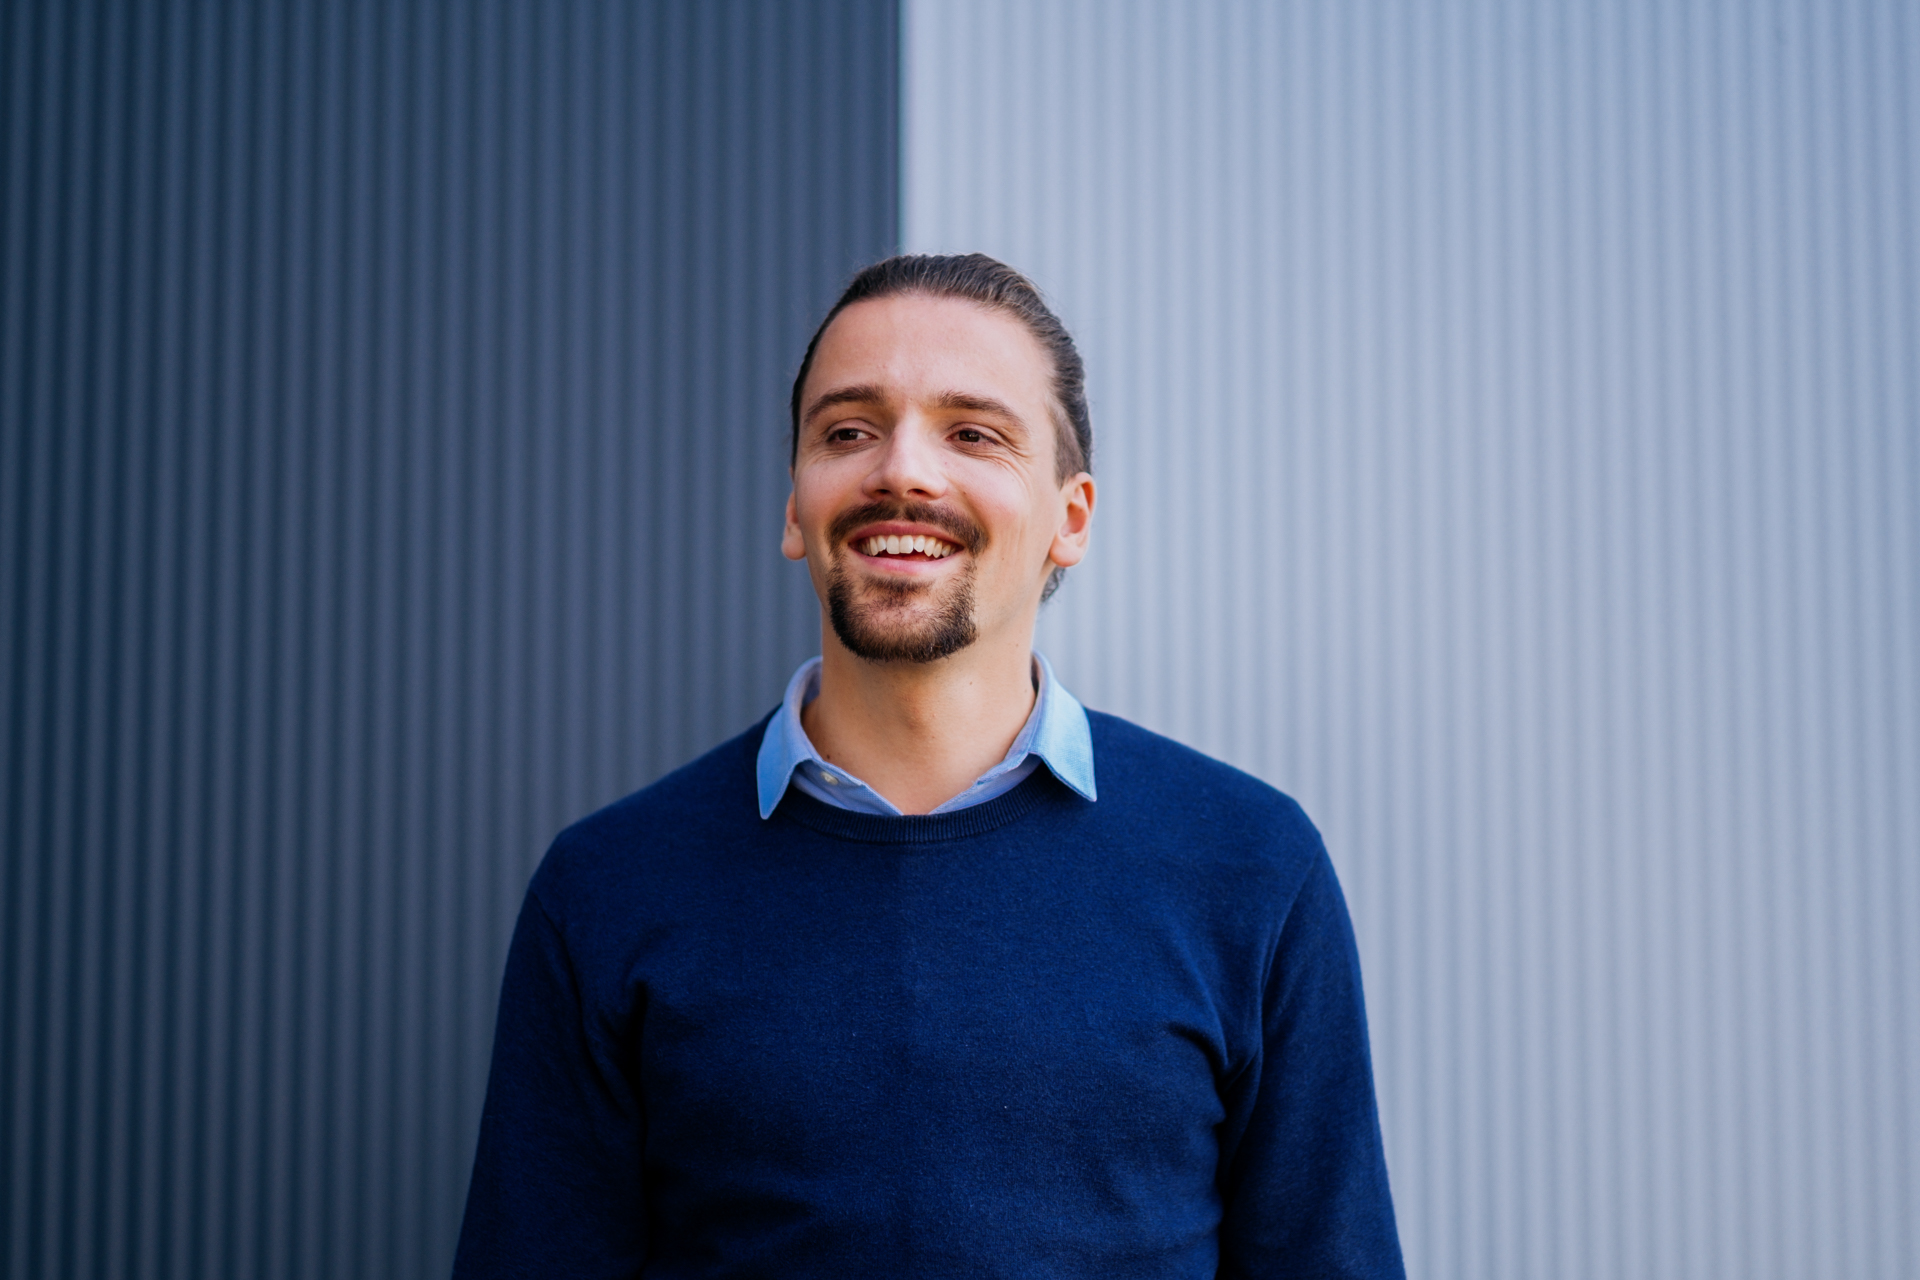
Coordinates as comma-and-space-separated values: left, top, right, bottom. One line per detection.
823, 499, 985, 664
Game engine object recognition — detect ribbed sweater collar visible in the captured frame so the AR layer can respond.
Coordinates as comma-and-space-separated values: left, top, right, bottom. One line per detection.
772, 767, 1065, 845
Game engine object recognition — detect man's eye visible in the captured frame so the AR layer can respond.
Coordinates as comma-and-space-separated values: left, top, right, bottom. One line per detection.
829, 427, 864, 442
955, 428, 985, 443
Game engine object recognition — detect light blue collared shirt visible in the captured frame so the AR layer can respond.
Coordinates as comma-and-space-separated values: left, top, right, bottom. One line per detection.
756, 652, 1097, 819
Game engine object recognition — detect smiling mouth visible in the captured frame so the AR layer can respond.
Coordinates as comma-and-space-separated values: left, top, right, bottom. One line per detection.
855, 533, 960, 560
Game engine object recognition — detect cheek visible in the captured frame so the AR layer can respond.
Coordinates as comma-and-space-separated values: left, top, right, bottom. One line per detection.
980, 492, 1057, 563
789, 478, 845, 542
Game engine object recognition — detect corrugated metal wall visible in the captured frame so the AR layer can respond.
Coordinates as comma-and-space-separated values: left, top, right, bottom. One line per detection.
0, 2, 897, 1276
905, 2, 1918, 1277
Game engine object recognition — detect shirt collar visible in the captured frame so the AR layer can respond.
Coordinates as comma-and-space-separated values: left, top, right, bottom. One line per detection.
756, 651, 1097, 819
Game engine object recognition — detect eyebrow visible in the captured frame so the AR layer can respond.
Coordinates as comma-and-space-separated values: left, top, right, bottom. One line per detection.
930, 390, 1027, 429
801, 384, 887, 427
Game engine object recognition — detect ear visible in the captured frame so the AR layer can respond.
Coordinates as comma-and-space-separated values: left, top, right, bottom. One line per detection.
781, 488, 807, 561
1046, 472, 1096, 569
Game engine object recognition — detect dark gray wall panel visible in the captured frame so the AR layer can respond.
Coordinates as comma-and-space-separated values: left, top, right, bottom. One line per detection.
0, 2, 899, 1276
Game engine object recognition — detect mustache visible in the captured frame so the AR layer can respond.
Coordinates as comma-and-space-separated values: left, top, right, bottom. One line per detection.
827, 500, 987, 555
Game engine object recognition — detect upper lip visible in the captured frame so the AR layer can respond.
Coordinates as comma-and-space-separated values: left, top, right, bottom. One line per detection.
846, 521, 964, 549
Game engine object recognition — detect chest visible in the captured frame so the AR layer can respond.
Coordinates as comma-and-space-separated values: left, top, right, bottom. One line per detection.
624, 849, 1253, 1195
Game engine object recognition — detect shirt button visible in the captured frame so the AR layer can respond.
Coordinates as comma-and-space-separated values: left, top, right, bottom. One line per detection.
822, 773, 839, 785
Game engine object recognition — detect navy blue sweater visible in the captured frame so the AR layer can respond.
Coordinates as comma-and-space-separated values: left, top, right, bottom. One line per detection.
454, 711, 1403, 1278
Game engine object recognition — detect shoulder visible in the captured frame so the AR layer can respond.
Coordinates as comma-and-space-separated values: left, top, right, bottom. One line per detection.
1084, 709, 1328, 885
1086, 709, 1318, 832
527, 714, 770, 916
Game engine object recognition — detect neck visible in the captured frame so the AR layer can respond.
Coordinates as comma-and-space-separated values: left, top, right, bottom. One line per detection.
802, 628, 1038, 816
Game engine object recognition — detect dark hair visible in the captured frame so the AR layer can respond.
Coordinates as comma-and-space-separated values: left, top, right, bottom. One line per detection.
789, 254, 1093, 482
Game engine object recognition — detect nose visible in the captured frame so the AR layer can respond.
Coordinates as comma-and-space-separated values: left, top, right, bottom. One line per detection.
863, 416, 948, 500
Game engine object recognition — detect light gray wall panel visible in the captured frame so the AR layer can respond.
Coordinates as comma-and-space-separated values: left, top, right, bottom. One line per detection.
0, 2, 899, 1276
905, 2, 1917, 1277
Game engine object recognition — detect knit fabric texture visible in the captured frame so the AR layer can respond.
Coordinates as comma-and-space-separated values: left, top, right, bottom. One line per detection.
454, 711, 1404, 1279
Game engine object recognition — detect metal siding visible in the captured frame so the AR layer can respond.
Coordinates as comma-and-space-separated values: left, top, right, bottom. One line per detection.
905, 2, 1918, 1277
0, 2, 899, 1276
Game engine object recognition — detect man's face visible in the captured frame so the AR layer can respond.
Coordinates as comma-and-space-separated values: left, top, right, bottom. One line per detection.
783, 293, 1093, 664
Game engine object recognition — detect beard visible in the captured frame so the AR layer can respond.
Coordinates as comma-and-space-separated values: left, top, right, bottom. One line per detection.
823, 499, 985, 664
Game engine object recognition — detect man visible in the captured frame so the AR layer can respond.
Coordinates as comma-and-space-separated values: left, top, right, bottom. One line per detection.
454, 254, 1404, 1277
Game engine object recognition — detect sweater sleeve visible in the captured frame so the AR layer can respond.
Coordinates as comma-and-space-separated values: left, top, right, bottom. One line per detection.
1216, 847, 1406, 1279
452, 885, 648, 1279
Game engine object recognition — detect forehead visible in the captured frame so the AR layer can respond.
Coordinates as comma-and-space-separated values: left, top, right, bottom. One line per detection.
804, 293, 1054, 413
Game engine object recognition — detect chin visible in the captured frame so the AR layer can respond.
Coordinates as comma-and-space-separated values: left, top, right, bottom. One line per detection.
826, 567, 978, 664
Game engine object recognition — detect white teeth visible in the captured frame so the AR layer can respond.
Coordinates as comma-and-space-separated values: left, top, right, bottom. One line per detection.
860, 533, 957, 557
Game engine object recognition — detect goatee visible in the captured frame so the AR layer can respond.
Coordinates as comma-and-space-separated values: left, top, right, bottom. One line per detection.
824, 499, 984, 664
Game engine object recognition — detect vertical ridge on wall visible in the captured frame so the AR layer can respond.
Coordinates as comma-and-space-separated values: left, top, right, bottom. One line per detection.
905, 2, 1918, 1278
0, 2, 900, 1277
